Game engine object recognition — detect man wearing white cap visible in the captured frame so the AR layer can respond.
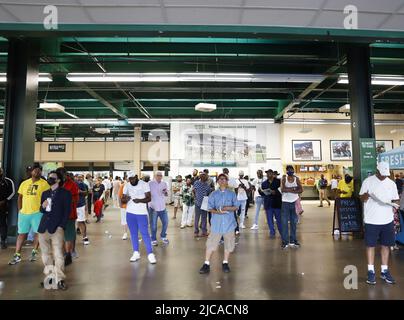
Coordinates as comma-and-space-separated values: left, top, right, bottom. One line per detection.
121, 171, 156, 264
359, 161, 399, 285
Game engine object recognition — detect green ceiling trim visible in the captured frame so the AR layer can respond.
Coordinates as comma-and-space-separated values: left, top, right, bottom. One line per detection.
1, 24, 404, 42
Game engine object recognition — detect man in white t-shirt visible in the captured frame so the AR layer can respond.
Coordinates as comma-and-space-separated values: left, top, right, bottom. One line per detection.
359, 162, 399, 285
250, 170, 266, 230
235, 171, 250, 230
330, 175, 338, 199
122, 172, 156, 264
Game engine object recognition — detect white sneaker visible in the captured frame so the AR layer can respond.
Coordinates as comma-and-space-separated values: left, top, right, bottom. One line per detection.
122, 233, 128, 240
250, 224, 258, 230
240, 224, 246, 229
148, 253, 157, 264
151, 240, 158, 246
130, 251, 140, 262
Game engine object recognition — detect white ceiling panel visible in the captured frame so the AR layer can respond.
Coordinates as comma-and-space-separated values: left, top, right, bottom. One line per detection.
324, 0, 404, 12
241, 9, 317, 26
311, 11, 391, 29
166, 8, 240, 24
2, 4, 45, 23
89, 7, 164, 24
79, 0, 160, 5
379, 15, 404, 30
245, 0, 325, 8
163, 0, 244, 6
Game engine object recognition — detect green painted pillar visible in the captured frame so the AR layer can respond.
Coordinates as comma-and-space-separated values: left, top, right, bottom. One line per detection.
2, 38, 40, 233
346, 44, 376, 195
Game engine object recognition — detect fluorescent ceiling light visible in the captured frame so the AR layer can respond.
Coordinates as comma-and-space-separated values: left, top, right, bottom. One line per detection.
284, 119, 350, 125
195, 103, 217, 112
127, 118, 275, 124
36, 118, 119, 125
338, 74, 404, 86
66, 72, 325, 83
0, 73, 52, 82
339, 104, 350, 112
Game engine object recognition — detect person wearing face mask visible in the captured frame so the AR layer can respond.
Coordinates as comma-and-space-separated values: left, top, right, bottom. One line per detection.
9, 166, 50, 265
360, 162, 399, 285
337, 174, 354, 198
0, 168, 15, 249
38, 171, 71, 290
92, 177, 105, 222
280, 165, 303, 250
122, 171, 156, 264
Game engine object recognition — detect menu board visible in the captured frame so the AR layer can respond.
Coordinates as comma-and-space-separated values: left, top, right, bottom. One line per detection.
334, 198, 363, 233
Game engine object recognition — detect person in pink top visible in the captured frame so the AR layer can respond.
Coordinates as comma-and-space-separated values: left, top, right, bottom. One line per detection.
148, 172, 169, 246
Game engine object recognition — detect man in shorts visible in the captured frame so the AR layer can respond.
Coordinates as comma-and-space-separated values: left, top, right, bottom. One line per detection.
9, 166, 50, 265
199, 173, 239, 274
76, 175, 89, 245
172, 175, 183, 219
360, 162, 400, 285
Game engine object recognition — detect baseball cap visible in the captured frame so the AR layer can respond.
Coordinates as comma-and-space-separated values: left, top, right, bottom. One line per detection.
377, 162, 390, 176
217, 173, 228, 180
265, 169, 273, 173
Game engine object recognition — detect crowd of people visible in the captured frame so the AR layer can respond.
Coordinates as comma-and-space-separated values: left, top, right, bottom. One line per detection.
0, 163, 403, 290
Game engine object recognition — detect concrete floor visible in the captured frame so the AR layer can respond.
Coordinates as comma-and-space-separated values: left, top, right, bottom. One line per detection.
0, 201, 403, 300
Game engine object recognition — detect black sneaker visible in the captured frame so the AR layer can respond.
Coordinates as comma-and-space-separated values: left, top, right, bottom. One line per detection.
199, 263, 210, 274
281, 242, 289, 250
290, 240, 301, 248
57, 280, 68, 290
1, 241, 7, 249
222, 263, 231, 273
64, 253, 72, 266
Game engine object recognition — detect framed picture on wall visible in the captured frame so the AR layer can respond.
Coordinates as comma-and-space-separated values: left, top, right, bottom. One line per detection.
330, 140, 352, 161
292, 140, 322, 161
376, 140, 393, 156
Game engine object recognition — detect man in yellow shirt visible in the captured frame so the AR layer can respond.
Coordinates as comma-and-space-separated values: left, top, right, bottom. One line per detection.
9, 166, 50, 265
337, 174, 354, 198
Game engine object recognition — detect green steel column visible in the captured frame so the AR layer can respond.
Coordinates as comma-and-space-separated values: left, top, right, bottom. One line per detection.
2, 38, 40, 234
346, 44, 376, 195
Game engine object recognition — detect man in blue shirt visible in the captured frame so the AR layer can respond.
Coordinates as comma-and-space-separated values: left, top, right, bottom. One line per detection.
199, 173, 239, 274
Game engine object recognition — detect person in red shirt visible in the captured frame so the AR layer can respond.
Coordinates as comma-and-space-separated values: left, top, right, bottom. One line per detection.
56, 168, 79, 266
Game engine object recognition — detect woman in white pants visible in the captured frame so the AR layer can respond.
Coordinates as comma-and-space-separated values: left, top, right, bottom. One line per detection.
118, 180, 128, 240
180, 178, 195, 228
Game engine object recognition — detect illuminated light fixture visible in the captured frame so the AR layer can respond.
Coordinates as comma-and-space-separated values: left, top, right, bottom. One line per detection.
66, 72, 325, 83
339, 104, 350, 113
39, 103, 65, 113
36, 118, 119, 125
39, 103, 79, 119
338, 74, 404, 86
195, 103, 217, 112
94, 128, 111, 134
0, 73, 52, 82
127, 118, 275, 124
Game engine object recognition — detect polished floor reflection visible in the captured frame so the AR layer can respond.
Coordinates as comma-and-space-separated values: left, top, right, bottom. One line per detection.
0, 201, 403, 300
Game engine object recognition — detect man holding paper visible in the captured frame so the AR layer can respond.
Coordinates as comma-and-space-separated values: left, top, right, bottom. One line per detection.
199, 173, 239, 274
359, 162, 400, 285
